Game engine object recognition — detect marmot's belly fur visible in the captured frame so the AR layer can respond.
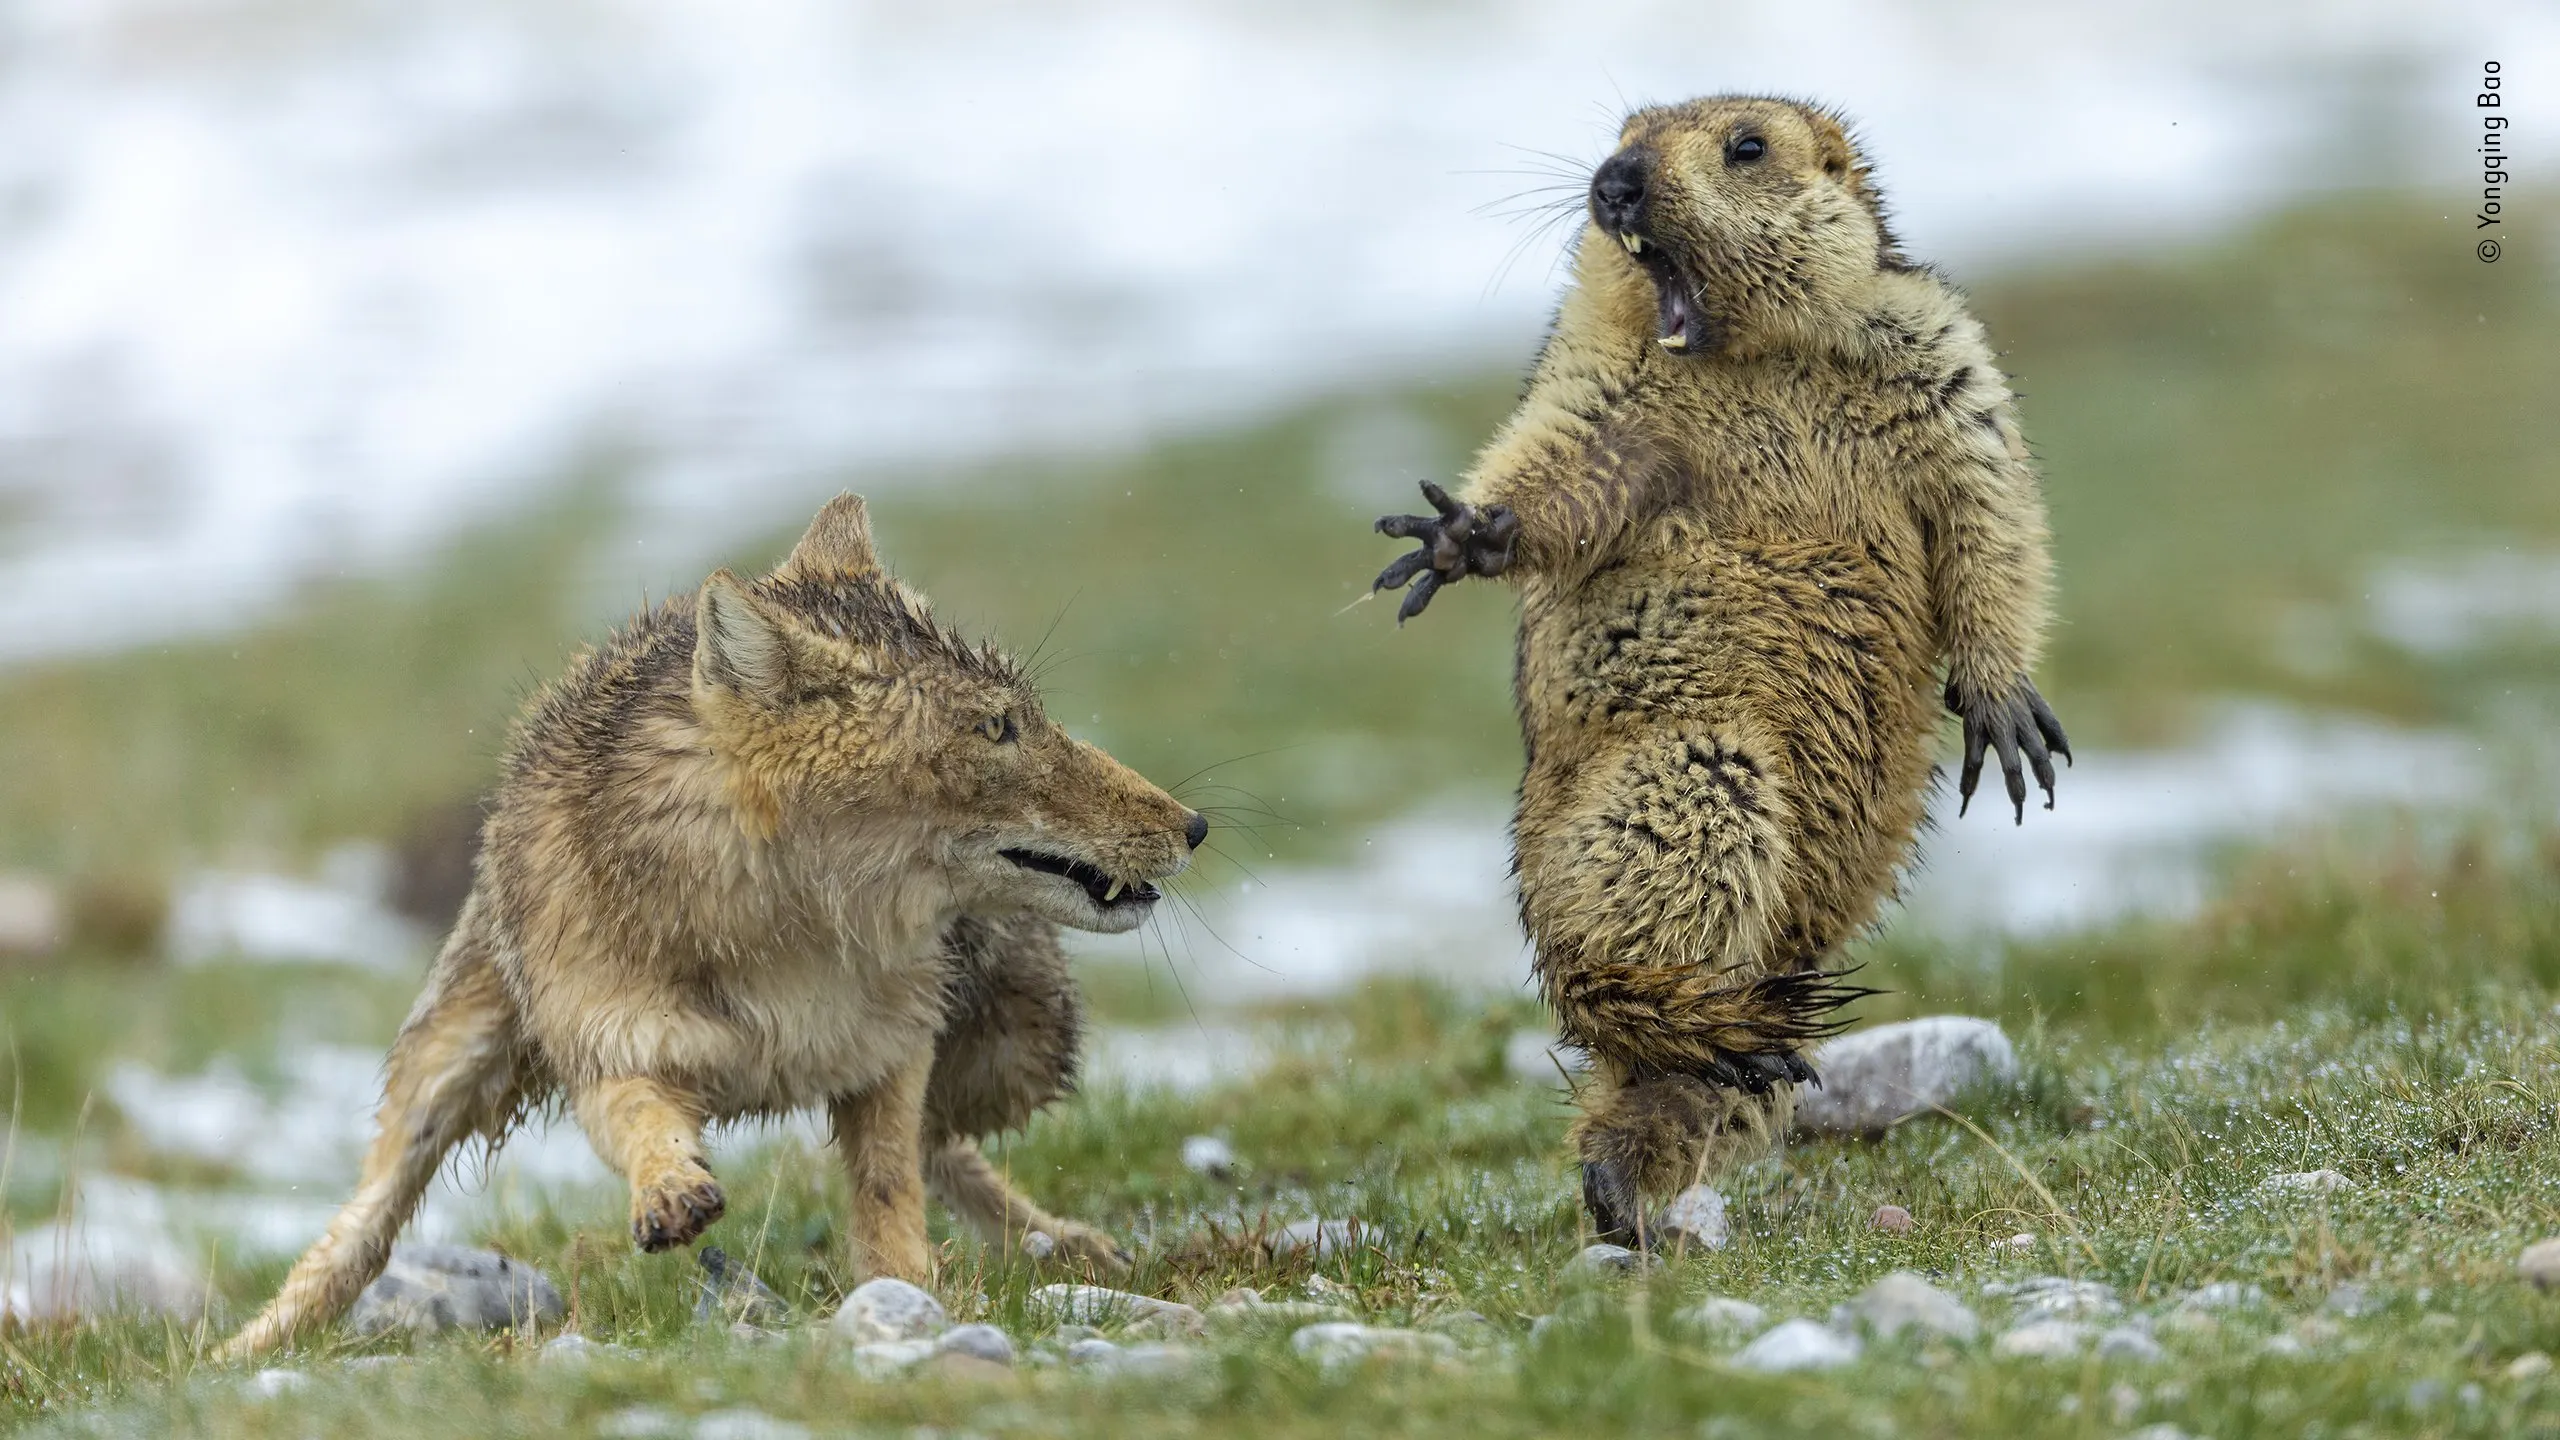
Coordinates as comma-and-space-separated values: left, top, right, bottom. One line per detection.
1515, 529, 1935, 994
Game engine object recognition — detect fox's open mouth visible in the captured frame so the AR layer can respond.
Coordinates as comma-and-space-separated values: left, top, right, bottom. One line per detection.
1610, 229, 1707, 354
1000, 848, 1160, 909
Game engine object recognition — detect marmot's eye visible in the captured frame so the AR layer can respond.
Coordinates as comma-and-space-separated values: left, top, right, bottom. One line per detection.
1729, 135, 1767, 164
977, 714, 1017, 744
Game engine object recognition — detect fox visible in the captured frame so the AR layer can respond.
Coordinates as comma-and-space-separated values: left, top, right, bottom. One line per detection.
1371, 96, 2068, 1244
222, 493, 1206, 1358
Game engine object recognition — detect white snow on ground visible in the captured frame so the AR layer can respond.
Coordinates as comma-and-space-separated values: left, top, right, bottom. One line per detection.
2368, 551, 2560, 656
1, 0, 2552, 659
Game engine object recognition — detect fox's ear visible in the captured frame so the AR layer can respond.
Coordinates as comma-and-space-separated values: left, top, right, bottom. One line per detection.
695, 569, 793, 700
773, 492, 880, 581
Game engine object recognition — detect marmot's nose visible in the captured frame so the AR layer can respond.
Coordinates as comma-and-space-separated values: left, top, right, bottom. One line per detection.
1184, 812, 1209, 850
1591, 151, 1648, 227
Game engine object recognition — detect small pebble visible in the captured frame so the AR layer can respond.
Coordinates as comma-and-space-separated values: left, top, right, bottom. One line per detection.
1563, 1242, 1662, 1279
2259, 1168, 2355, 1195
1291, 1322, 1459, 1369
693, 1408, 811, 1440
926, 1351, 1013, 1383
2508, 1351, 2553, 1380
2178, 1281, 2264, 1312
2095, 1325, 2166, 1363
1020, 1230, 1057, 1261
1985, 1276, 2120, 1322
2324, 1281, 2380, 1317
2520, 1238, 2560, 1288
1267, 1218, 1369, 1259
933, 1323, 1016, 1366
1180, 1134, 1240, 1180
1654, 1185, 1729, 1251
2108, 1381, 2143, 1424
2261, 1333, 2312, 1358
1672, 1297, 1768, 1337
1732, 1319, 1860, 1372
248, 1368, 309, 1398
1032, 1284, 1202, 1333
1837, 1271, 1977, 1342
2406, 1377, 2449, 1410
1992, 1321, 2091, 1359
597, 1407, 687, 1439
831, 1277, 948, 1345
1064, 1337, 1122, 1367
1869, 1204, 1914, 1233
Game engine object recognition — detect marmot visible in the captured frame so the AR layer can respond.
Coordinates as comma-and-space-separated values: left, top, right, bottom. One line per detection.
225, 494, 1206, 1357
1372, 96, 2068, 1243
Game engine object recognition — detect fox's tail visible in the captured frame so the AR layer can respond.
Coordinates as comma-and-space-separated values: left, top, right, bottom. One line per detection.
219, 902, 525, 1360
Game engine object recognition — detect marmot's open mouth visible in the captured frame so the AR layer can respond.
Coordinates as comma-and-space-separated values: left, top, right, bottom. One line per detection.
1000, 848, 1160, 909
1613, 230, 1706, 354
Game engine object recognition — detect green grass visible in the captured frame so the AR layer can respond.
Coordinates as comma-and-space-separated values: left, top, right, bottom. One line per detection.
5, 189, 2560, 1435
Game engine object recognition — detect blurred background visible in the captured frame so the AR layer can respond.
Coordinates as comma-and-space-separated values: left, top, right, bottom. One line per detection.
3, 0, 2557, 1322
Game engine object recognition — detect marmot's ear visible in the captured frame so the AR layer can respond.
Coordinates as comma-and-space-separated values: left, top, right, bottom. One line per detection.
695, 569, 794, 700
1804, 110, 1857, 180
774, 492, 880, 581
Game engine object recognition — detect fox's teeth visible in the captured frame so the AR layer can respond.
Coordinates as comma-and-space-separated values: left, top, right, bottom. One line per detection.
1621, 233, 1644, 255
1102, 879, 1125, 903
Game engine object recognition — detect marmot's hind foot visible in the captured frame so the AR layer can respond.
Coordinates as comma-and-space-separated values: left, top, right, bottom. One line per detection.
1582, 1160, 1649, 1249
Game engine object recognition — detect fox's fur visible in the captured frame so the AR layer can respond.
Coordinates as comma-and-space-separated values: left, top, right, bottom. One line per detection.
1379, 97, 2064, 1239
224, 494, 1202, 1358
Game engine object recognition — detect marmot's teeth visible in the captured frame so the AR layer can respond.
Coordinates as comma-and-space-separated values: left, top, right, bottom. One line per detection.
1102, 879, 1125, 903
1658, 333, 1688, 351
1621, 233, 1644, 255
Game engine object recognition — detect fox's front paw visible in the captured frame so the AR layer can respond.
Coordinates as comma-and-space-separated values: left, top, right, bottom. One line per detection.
1945, 676, 2072, 823
1035, 1220, 1133, 1275
631, 1162, 726, 1252
1371, 480, 1519, 623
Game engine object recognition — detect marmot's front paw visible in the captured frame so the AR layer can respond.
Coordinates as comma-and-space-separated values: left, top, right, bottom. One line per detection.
631, 1163, 727, 1252
1371, 480, 1520, 623
1945, 676, 2072, 823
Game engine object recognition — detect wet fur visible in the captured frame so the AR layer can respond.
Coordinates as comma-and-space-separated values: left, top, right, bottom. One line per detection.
224, 495, 1192, 1357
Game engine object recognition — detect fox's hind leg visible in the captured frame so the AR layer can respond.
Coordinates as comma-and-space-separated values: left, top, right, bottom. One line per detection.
829, 1051, 935, 1284
571, 1077, 724, 1253
221, 905, 525, 1359
920, 914, 1127, 1271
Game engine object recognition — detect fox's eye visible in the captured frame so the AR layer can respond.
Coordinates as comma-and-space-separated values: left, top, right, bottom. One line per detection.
1728, 135, 1766, 165
977, 714, 1016, 744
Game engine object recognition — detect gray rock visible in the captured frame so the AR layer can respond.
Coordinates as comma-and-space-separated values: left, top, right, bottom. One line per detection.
694, 1247, 789, 1329
1180, 1134, 1240, 1180
1206, 1297, 1358, 1331
1654, 1186, 1730, 1251
1792, 1016, 2018, 1136
2508, 1351, 2552, 1379
845, 1339, 938, 1378
2324, 1282, 2380, 1317
1292, 1322, 1459, 1369
1732, 1319, 1860, 1372
1984, 1275, 2120, 1322
2095, 1325, 2166, 1362
830, 1277, 948, 1345
2520, 1238, 2560, 1288
693, 1408, 812, 1440
1869, 1204, 1914, 1233
1065, 1337, 1194, 1376
1838, 1271, 1977, 1342
1031, 1284, 1202, 1333
1563, 1243, 1661, 1279
1019, 1229, 1057, 1262
933, 1323, 1015, 1366
1672, 1297, 1768, 1337
2261, 1167, 2354, 1194
1504, 1028, 1590, 1084
1267, 1217, 1371, 1259
1992, 1320, 2091, 1358
347, 1244, 562, 1338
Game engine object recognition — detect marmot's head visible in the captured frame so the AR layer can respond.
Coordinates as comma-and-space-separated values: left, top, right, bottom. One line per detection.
1583, 95, 1903, 356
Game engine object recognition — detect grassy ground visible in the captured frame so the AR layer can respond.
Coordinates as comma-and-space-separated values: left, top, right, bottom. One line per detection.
3, 189, 2558, 1435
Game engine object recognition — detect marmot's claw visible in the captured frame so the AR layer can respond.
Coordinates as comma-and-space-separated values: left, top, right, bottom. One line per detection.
1948, 676, 2068, 824
1368, 482, 1520, 625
